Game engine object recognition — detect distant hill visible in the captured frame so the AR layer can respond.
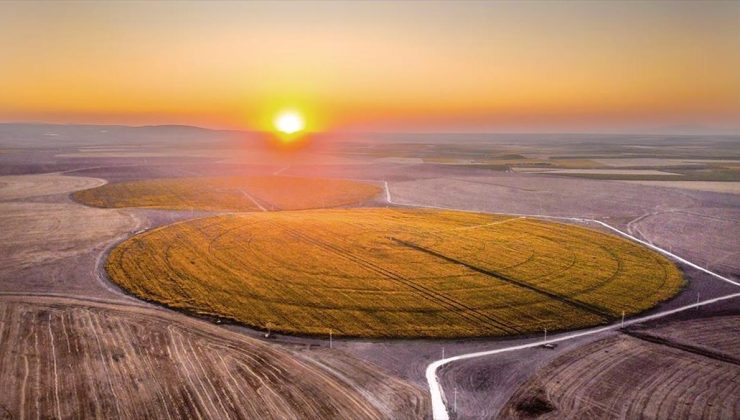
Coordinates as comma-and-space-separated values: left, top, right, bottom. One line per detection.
0, 123, 257, 148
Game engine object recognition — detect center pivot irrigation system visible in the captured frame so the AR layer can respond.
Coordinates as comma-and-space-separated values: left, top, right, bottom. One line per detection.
380, 181, 740, 420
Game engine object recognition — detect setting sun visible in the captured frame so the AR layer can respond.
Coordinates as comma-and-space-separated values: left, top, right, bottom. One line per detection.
274, 111, 305, 135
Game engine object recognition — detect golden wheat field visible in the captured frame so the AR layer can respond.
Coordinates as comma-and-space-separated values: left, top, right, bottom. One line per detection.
106, 208, 684, 338
73, 176, 381, 211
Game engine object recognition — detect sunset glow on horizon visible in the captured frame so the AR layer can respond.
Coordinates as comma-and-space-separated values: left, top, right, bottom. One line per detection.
1, 1, 738, 133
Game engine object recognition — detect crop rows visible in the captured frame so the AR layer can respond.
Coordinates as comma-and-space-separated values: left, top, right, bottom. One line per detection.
106, 208, 683, 338
0, 296, 427, 419
73, 176, 381, 212
502, 316, 740, 419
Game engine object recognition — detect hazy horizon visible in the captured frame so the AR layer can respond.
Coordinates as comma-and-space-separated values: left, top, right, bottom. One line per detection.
1, 1, 739, 133
2, 120, 739, 137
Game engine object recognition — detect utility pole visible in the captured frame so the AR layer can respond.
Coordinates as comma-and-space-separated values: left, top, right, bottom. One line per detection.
696, 292, 701, 310
543, 328, 547, 343
442, 347, 445, 359
621, 311, 625, 328
329, 329, 333, 349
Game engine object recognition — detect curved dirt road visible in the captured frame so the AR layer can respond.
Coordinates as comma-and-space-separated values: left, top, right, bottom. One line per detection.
382, 180, 740, 419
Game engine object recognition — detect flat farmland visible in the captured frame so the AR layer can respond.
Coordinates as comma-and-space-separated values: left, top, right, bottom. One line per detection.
0, 173, 141, 297
0, 202, 136, 274
0, 296, 428, 419
0, 173, 106, 200
501, 316, 740, 419
106, 208, 683, 338
73, 175, 381, 212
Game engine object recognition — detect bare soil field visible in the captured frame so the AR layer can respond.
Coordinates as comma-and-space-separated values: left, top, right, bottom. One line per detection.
106, 208, 682, 338
434, 332, 610, 419
73, 176, 381, 211
0, 201, 137, 275
0, 173, 106, 200
627, 207, 740, 276
0, 173, 142, 298
623, 180, 740, 195
0, 173, 141, 294
628, 315, 739, 356
0, 295, 428, 419
594, 158, 740, 168
512, 168, 681, 176
500, 315, 740, 419
390, 173, 736, 219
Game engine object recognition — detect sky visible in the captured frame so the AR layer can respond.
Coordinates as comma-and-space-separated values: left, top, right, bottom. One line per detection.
1, 1, 739, 133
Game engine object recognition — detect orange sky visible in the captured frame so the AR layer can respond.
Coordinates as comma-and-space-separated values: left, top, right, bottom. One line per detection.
1, 1, 738, 132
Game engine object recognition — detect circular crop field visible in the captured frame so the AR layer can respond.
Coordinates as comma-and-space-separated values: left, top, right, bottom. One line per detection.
107, 208, 684, 338
74, 176, 381, 212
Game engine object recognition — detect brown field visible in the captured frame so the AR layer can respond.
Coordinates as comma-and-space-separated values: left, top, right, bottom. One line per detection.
0, 173, 142, 299
501, 316, 740, 419
73, 175, 382, 212
419, 157, 604, 169
627, 315, 740, 359
622, 180, 740, 195
0, 173, 106, 200
0, 202, 137, 273
388, 174, 740, 278
106, 208, 683, 338
546, 158, 605, 169
0, 295, 428, 419
512, 168, 681, 176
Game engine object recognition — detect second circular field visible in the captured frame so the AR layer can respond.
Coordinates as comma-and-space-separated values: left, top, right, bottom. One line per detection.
107, 208, 684, 338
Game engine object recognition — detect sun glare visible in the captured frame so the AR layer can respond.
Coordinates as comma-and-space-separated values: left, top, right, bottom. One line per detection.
274, 111, 305, 135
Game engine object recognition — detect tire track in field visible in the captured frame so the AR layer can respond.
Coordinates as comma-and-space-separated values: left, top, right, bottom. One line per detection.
478, 223, 628, 310
391, 238, 614, 321
287, 223, 521, 335
622, 329, 740, 366
238, 188, 269, 212
278, 221, 521, 335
